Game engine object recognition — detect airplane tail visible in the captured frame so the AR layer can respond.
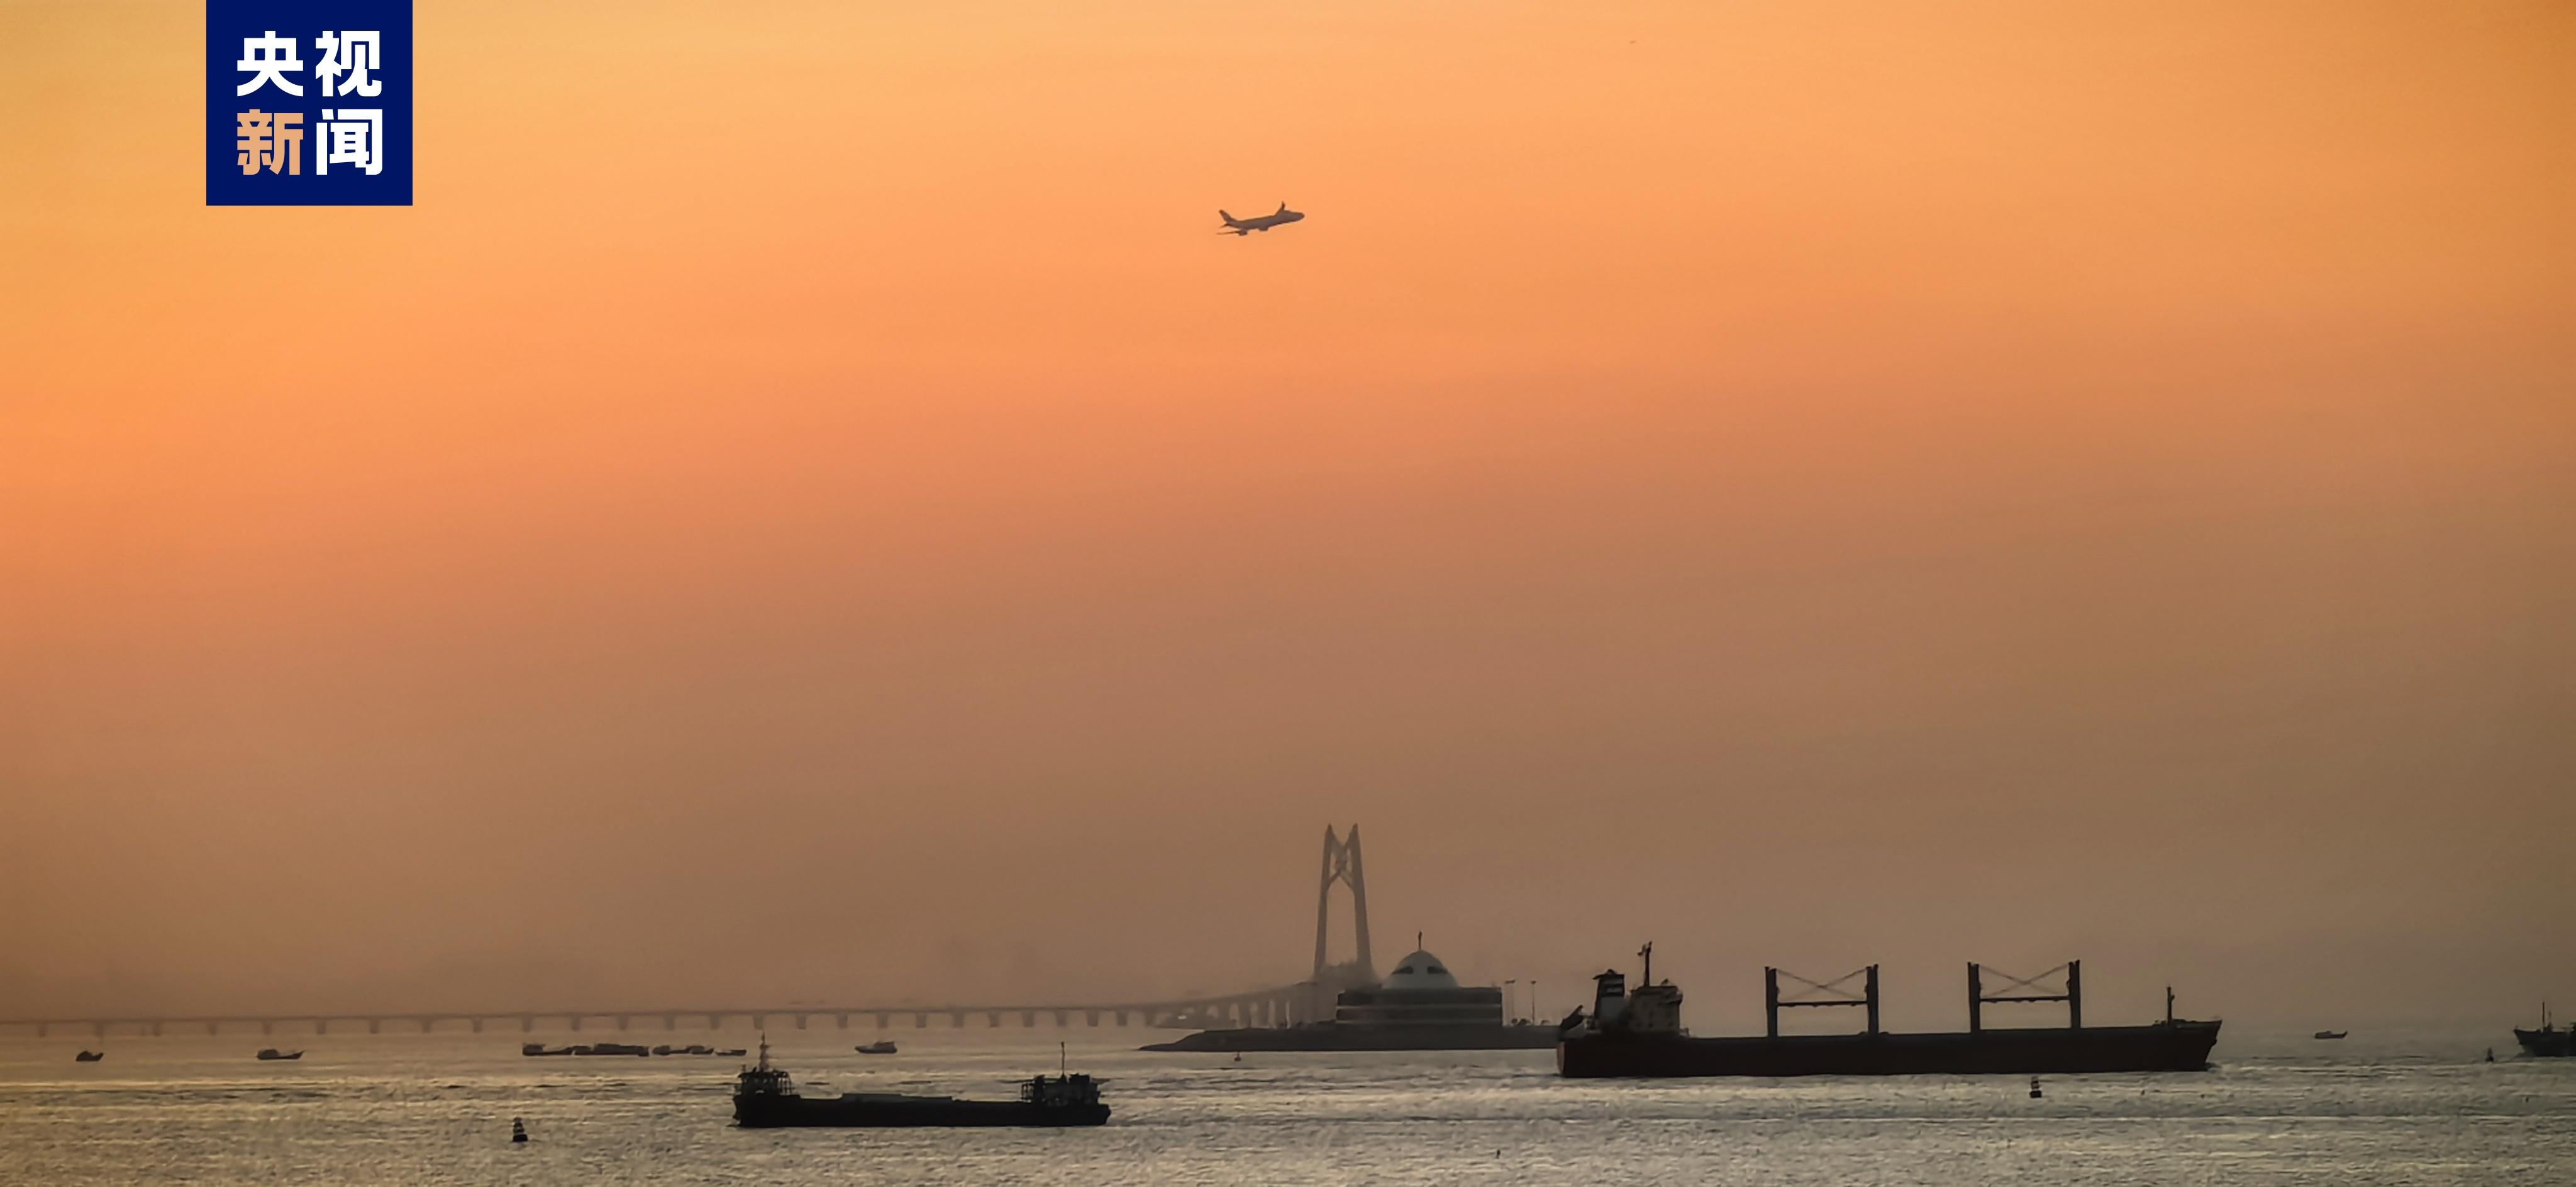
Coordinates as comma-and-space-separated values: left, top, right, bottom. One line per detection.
1218, 209, 1238, 224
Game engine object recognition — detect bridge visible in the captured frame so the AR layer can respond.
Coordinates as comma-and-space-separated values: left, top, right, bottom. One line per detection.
0, 825, 1382, 1042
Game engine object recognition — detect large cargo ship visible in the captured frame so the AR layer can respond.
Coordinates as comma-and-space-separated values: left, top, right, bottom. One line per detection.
1557, 944, 2219, 1078
730, 1039, 1109, 1128
1143, 945, 1558, 1052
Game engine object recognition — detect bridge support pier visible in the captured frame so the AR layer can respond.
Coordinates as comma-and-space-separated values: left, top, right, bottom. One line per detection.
1114, 1011, 1128, 1027
472, 1019, 484, 1034
875, 1013, 889, 1029
1021, 1011, 1035, 1027
667, 1016, 679, 1031
367, 1019, 380, 1035
914, 1013, 928, 1029
1087, 1011, 1099, 1027
421, 1019, 435, 1034
707, 1015, 721, 1030
1053, 1010, 1069, 1027
523, 1017, 536, 1033
794, 1015, 808, 1030
207, 1021, 219, 1035
836, 1014, 848, 1029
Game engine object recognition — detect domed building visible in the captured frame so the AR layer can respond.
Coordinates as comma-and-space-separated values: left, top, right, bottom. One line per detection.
1331, 947, 1506, 1027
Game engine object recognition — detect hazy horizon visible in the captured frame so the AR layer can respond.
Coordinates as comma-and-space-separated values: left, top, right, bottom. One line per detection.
3, 1, 2569, 1034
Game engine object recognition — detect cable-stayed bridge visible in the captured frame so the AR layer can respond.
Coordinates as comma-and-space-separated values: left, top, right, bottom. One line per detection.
1, 826, 1382, 1042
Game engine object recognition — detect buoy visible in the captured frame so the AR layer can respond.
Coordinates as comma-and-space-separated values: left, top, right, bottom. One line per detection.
511, 1118, 528, 1144
2028, 1077, 2043, 1099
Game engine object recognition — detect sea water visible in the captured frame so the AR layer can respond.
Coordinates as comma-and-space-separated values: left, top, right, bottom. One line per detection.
3, 1025, 2567, 1184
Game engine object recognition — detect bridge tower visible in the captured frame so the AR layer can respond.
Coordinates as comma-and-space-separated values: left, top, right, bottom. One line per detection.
1307, 825, 1377, 1020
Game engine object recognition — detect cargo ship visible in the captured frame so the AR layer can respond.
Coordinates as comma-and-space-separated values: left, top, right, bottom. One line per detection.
1556, 944, 2219, 1078
731, 1038, 1109, 1128
2514, 1003, 2572, 1057
1142, 944, 1558, 1052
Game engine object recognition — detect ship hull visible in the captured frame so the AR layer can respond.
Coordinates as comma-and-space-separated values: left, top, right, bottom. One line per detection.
1141, 1023, 1560, 1052
1558, 1022, 2220, 1078
735, 1096, 1109, 1128
2514, 1029, 2573, 1058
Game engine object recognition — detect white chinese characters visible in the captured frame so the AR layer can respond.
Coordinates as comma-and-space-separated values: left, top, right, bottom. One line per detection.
318, 109, 384, 175
234, 30, 305, 96
315, 31, 383, 97
229, 28, 394, 184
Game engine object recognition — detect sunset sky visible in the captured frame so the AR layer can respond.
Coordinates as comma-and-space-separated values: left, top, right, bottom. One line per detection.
1, 1, 2568, 1030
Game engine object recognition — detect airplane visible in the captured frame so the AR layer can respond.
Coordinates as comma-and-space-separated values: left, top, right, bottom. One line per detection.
1218, 203, 1304, 235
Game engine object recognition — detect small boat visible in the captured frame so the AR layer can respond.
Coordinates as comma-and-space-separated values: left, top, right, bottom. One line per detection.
714, 1048, 747, 1057
511, 1117, 528, 1144
572, 1042, 652, 1057
256, 1048, 304, 1061
2514, 1002, 2573, 1058
855, 1041, 898, 1055
733, 1037, 1108, 1128
2312, 1030, 2347, 1041
521, 1043, 575, 1057
74, 1051, 104, 1063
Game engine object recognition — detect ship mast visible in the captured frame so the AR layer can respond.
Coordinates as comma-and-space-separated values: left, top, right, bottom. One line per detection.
1640, 942, 1653, 986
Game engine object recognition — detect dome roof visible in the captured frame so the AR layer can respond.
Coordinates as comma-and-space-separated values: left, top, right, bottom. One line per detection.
1380, 949, 1460, 990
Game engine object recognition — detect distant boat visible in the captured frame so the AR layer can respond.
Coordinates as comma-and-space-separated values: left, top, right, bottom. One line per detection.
715, 1048, 747, 1057
855, 1041, 898, 1055
74, 1051, 104, 1063
2514, 1002, 2573, 1058
521, 1043, 574, 1057
2312, 1030, 2347, 1041
256, 1048, 304, 1061
733, 1037, 1108, 1128
573, 1042, 652, 1057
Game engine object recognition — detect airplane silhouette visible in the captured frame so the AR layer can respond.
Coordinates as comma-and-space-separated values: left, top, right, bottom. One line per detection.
1218, 203, 1304, 235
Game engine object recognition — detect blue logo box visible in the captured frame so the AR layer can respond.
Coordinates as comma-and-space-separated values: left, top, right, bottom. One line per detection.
206, 0, 412, 206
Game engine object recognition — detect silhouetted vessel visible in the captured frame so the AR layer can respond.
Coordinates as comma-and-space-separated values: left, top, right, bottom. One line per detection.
855, 1041, 898, 1055
256, 1048, 303, 1061
731, 1038, 1108, 1128
74, 1051, 104, 1063
1145, 944, 1558, 1052
2312, 1030, 2347, 1041
2515, 1003, 2572, 1058
1557, 944, 2220, 1078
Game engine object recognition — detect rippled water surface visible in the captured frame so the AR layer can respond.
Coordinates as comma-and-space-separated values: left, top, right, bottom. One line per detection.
4, 1027, 2568, 1184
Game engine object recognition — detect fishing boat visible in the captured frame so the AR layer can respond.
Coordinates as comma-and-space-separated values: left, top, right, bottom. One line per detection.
855, 1041, 898, 1055
74, 1051, 104, 1063
2515, 1003, 2573, 1057
2312, 1030, 2347, 1041
256, 1048, 304, 1060
732, 1037, 1108, 1128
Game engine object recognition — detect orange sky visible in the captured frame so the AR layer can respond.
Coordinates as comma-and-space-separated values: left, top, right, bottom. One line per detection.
1, 1, 2569, 1028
